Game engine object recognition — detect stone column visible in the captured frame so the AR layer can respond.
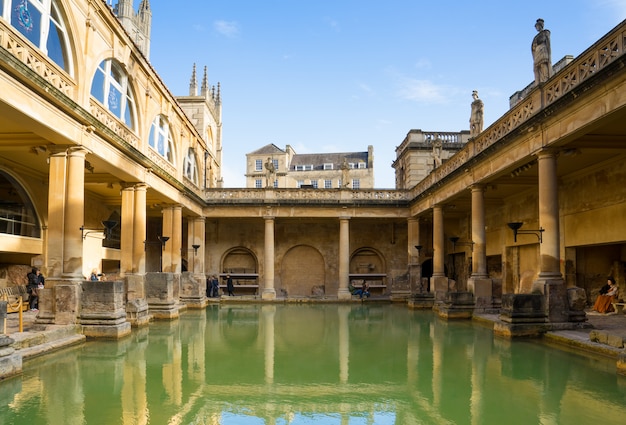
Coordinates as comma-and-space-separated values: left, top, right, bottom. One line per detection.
161, 206, 173, 272
430, 205, 448, 298
407, 218, 422, 293
133, 184, 147, 274
189, 217, 206, 274
533, 149, 567, 322
171, 205, 182, 274
46, 150, 67, 278
120, 185, 135, 276
262, 216, 276, 300
467, 185, 492, 307
338, 215, 351, 300
63, 147, 87, 278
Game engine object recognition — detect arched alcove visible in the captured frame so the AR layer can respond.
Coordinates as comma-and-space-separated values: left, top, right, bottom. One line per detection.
280, 245, 325, 297
0, 170, 40, 238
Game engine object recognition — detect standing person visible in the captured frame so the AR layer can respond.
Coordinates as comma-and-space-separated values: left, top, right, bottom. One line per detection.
206, 275, 212, 298
226, 274, 234, 296
212, 275, 220, 297
26, 267, 41, 311
469, 90, 484, 137
593, 277, 618, 313
532, 18, 552, 84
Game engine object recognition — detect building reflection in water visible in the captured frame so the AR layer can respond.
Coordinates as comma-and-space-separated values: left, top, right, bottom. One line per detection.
1, 304, 625, 424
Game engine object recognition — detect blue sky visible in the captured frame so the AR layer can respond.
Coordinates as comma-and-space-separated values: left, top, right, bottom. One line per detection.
147, 1, 626, 188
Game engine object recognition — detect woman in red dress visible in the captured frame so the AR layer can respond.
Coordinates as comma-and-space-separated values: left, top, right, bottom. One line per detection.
593, 277, 618, 313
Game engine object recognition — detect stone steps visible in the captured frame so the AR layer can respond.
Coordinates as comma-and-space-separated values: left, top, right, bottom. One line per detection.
10, 324, 85, 360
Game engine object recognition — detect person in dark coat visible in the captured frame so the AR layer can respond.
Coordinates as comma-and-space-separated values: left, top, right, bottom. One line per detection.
226, 274, 234, 296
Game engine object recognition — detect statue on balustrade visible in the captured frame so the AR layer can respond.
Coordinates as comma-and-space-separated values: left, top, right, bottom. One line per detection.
532, 18, 553, 84
469, 90, 484, 137
264, 157, 275, 188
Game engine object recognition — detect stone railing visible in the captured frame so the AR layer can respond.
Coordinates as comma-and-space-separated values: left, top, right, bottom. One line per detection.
544, 24, 626, 107
205, 188, 409, 204
0, 20, 75, 97
89, 99, 141, 149
409, 19, 626, 200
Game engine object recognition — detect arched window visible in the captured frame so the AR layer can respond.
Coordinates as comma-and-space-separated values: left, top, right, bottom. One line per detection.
0, 170, 40, 238
148, 115, 174, 163
183, 148, 199, 186
90, 59, 136, 129
6, 0, 72, 73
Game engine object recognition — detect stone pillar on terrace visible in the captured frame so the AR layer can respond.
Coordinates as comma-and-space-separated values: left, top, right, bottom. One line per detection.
171, 205, 183, 274
126, 183, 150, 326
430, 205, 449, 301
63, 147, 87, 279
120, 184, 135, 276
262, 215, 276, 300
533, 149, 568, 322
407, 218, 422, 293
132, 184, 148, 274
40, 147, 87, 325
181, 217, 207, 308
467, 184, 493, 310
338, 215, 351, 300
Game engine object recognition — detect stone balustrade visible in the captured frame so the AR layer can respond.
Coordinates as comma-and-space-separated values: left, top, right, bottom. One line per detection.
204, 188, 409, 204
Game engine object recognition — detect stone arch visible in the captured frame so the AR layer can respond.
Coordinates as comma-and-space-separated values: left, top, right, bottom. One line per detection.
349, 247, 385, 275
221, 247, 258, 274
0, 169, 41, 238
280, 245, 325, 297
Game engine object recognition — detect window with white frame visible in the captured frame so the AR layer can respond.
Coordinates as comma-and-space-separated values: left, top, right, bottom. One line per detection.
352, 179, 360, 189
183, 148, 198, 185
297, 180, 304, 188
6, 0, 72, 73
311, 180, 318, 188
91, 59, 136, 129
338, 179, 342, 188
255, 159, 263, 171
273, 179, 278, 188
324, 179, 332, 189
273, 159, 279, 171
323, 163, 333, 170
358, 162, 366, 169
148, 115, 175, 163
255, 179, 263, 188
349, 163, 356, 169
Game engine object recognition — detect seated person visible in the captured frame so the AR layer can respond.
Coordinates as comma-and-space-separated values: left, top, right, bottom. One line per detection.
593, 277, 618, 313
352, 281, 370, 299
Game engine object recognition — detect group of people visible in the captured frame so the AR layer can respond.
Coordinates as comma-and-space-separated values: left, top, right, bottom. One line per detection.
206, 274, 235, 297
350, 280, 370, 299
26, 267, 44, 311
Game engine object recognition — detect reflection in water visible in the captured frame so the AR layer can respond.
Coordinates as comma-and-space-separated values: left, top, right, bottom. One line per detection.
0, 304, 625, 424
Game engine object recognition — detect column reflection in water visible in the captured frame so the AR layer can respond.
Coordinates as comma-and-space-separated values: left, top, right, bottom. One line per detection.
1, 305, 626, 424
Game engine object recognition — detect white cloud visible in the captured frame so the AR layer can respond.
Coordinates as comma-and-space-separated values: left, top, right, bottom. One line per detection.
397, 78, 450, 104
214, 20, 240, 37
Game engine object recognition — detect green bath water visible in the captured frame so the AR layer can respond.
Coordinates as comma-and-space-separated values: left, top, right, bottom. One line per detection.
0, 304, 624, 424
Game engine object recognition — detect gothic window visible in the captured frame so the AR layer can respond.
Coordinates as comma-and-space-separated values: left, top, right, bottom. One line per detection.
6, 0, 72, 73
148, 115, 175, 163
91, 59, 136, 129
183, 148, 199, 186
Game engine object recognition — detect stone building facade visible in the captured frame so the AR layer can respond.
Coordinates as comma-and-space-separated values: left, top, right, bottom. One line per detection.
246, 144, 374, 189
0, 0, 626, 339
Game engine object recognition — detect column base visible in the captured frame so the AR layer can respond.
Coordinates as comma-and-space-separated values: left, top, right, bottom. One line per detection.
262, 288, 277, 300
337, 288, 352, 301
431, 275, 450, 302
533, 276, 568, 323
468, 277, 493, 311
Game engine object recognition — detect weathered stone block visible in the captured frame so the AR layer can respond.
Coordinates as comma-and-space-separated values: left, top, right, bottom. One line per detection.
500, 293, 547, 323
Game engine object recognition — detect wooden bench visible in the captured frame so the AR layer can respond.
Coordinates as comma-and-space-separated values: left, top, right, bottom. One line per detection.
0, 286, 29, 313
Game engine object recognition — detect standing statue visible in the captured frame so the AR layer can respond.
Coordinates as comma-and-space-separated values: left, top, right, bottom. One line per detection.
340, 158, 350, 188
531, 18, 553, 85
432, 136, 443, 168
264, 157, 275, 188
469, 90, 484, 137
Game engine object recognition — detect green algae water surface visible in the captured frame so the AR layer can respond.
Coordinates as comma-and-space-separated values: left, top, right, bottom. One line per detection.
1, 304, 625, 424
